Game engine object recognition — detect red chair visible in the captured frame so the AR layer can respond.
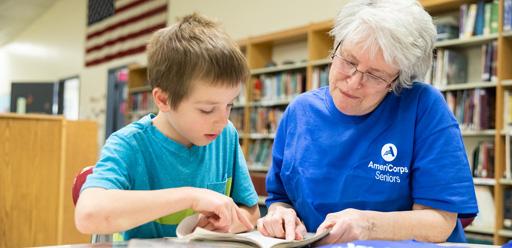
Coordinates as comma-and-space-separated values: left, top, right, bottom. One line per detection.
460, 217, 475, 228
72, 166, 114, 243
72, 166, 94, 205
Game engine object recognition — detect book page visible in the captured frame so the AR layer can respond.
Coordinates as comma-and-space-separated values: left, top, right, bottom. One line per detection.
176, 214, 329, 248
239, 230, 329, 248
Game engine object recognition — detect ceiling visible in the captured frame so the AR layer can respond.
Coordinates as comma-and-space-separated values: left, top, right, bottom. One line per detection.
0, 0, 58, 47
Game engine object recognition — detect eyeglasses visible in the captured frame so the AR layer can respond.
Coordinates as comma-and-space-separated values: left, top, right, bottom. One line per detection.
330, 42, 399, 88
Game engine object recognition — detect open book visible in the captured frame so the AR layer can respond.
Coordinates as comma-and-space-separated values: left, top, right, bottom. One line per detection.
175, 214, 329, 248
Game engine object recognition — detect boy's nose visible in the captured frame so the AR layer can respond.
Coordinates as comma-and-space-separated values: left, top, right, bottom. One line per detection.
214, 109, 229, 127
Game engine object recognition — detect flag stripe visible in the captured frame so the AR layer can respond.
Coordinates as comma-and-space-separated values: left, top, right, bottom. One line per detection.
86, 21, 165, 53
86, 45, 146, 67
86, 33, 152, 61
87, 4, 167, 39
115, 0, 136, 9
86, 12, 166, 48
115, 0, 148, 14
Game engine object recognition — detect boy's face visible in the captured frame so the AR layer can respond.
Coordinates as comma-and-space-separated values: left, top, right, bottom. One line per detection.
160, 81, 241, 147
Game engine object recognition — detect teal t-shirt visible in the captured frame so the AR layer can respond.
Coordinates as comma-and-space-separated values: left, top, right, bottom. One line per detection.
82, 114, 258, 240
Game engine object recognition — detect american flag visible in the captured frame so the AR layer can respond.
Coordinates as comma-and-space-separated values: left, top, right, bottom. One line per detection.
85, 0, 168, 67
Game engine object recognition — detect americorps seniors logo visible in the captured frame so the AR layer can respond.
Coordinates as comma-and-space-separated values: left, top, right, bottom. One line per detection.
381, 143, 397, 162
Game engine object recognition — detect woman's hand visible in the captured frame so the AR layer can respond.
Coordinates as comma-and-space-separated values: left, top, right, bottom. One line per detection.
256, 205, 307, 240
315, 208, 373, 245
190, 188, 253, 232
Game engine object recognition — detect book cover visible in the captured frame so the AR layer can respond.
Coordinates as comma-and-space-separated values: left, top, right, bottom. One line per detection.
504, 189, 512, 229
444, 50, 467, 84
473, 0, 485, 36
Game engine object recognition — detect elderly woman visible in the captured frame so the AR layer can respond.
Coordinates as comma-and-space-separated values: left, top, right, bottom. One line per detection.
257, 0, 478, 244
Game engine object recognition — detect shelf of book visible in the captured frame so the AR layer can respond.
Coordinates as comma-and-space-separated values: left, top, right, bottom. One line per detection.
248, 133, 276, 139
474, 178, 497, 186
130, 85, 152, 94
501, 179, 512, 185
437, 82, 497, 92
248, 164, 270, 173
502, 80, 512, 87
435, 34, 498, 48
308, 58, 331, 67
251, 62, 308, 75
503, 31, 512, 38
257, 195, 268, 206
462, 130, 496, 137
249, 98, 292, 107
499, 229, 512, 237
462, 129, 496, 137
465, 226, 496, 235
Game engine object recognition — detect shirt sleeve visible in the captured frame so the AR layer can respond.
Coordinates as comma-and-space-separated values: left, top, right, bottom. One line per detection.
411, 86, 478, 217
81, 133, 134, 192
265, 106, 293, 207
231, 127, 258, 207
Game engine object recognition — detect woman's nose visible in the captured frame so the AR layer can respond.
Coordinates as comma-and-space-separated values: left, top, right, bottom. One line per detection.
346, 70, 364, 89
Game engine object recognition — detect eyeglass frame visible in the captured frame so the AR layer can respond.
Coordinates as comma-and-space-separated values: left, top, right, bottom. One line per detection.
330, 41, 400, 88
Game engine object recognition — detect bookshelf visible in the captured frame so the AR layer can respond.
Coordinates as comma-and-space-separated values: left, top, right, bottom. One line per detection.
422, 0, 512, 245
233, 20, 335, 202
126, 66, 156, 124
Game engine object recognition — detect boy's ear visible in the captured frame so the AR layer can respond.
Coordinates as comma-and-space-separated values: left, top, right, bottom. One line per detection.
152, 87, 171, 112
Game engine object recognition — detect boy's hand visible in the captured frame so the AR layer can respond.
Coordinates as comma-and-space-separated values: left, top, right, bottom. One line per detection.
190, 188, 253, 232
257, 205, 307, 241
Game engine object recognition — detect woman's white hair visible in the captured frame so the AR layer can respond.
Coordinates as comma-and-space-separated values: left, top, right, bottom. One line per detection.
330, 0, 436, 93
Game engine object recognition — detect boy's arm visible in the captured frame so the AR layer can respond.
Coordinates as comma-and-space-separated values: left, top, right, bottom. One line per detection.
241, 204, 260, 225
75, 187, 252, 234
234, 204, 260, 232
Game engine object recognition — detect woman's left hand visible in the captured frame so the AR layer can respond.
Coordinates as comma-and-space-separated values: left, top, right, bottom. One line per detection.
315, 208, 373, 245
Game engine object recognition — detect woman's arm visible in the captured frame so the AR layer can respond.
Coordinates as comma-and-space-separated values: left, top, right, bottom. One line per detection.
316, 203, 456, 244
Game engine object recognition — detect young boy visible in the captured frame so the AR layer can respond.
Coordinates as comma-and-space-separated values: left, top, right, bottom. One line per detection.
75, 13, 259, 240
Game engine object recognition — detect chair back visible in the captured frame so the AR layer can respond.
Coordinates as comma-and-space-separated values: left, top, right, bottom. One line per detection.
460, 217, 475, 229
71, 166, 117, 243
72, 166, 94, 206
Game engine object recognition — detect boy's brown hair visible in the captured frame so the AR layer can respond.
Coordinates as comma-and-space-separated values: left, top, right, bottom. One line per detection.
147, 13, 249, 109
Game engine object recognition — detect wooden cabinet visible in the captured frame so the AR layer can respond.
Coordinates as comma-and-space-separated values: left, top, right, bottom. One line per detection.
0, 114, 98, 247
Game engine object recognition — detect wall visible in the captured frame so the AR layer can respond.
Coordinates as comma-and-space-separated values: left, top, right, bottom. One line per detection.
0, 0, 86, 112
0, 0, 348, 143
168, 0, 347, 39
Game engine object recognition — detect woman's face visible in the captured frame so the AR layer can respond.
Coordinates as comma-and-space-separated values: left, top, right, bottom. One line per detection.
329, 42, 400, 116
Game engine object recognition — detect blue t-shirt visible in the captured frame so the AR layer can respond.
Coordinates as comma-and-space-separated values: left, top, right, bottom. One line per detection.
82, 114, 258, 240
266, 83, 478, 242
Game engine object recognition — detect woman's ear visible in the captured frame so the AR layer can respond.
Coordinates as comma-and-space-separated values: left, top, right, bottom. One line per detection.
152, 87, 171, 112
